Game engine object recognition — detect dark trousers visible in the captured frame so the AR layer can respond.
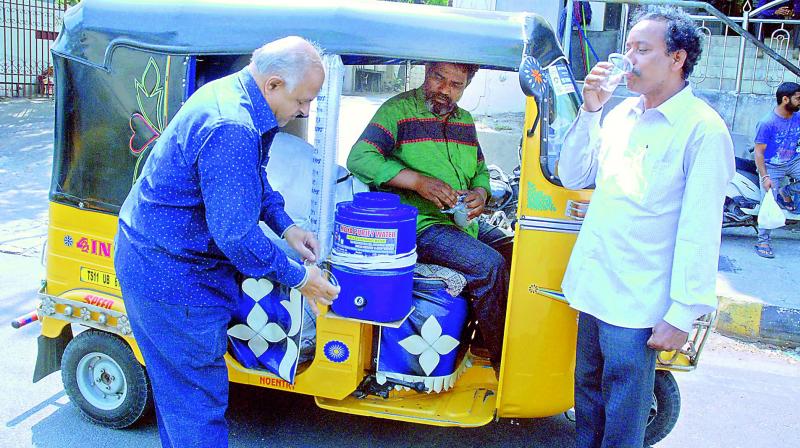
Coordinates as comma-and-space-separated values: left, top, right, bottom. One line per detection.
574, 313, 656, 448
123, 288, 232, 447
416, 222, 511, 362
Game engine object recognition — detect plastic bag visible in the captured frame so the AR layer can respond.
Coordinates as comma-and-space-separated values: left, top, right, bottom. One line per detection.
758, 189, 786, 230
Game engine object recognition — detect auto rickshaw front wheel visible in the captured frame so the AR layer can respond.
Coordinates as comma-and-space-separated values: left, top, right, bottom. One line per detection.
644, 370, 681, 446
61, 330, 153, 428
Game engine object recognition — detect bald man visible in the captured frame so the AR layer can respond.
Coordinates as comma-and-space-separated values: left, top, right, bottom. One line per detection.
115, 37, 338, 447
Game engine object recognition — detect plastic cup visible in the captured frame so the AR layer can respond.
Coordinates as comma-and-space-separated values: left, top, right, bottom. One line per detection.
599, 53, 633, 92
441, 194, 472, 229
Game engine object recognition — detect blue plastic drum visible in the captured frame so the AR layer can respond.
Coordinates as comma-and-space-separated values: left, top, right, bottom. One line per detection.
330, 192, 417, 322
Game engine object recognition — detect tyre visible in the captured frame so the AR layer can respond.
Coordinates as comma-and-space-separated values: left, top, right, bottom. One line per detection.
61, 330, 153, 428
644, 370, 681, 446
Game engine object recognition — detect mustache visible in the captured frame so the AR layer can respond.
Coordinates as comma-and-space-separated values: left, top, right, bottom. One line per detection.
428, 94, 452, 104
295, 113, 308, 119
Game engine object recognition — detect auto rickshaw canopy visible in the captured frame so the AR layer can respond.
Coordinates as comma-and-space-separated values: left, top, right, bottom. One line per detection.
54, 0, 564, 70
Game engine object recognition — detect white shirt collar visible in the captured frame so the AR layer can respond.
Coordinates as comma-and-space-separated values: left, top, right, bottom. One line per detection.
630, 83, 693, 126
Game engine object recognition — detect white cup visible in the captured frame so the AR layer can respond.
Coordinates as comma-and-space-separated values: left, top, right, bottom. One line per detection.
599, 53, 633, 92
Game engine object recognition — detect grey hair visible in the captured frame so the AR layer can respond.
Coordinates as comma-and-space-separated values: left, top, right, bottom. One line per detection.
250, 36, 324, 91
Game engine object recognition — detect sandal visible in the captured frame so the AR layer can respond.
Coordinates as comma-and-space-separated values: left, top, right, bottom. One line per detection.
754, 243, 775, 259
776, 187, 797, 212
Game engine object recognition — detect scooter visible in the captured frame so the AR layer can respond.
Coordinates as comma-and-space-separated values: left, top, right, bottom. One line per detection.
723, 156, 800, 228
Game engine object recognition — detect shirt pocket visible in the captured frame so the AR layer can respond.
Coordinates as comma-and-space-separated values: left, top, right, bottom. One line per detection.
640, 156, 681, 211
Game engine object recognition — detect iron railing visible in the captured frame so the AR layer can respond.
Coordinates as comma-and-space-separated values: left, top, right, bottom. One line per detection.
1, 0, 66, 99
564, 0, 800, 94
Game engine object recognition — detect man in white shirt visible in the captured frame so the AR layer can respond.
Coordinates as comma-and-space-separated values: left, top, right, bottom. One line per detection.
558, 6, 734, 447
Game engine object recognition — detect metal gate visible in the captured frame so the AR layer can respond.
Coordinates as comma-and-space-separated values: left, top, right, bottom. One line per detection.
1, 0, 66, 98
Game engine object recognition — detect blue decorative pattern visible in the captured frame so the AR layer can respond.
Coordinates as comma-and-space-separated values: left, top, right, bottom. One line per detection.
63, 235, 73, 247
227, 278, 304, 383
378, 286, 468, 392
323, 340, 350, 363
519, 55, 547, 99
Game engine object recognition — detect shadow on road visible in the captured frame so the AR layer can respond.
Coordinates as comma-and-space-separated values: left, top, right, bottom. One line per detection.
25, 381, 575, 448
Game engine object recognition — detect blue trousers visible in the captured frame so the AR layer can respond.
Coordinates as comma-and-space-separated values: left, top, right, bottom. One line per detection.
416, 222, 511, 363
123, 291, 232, 448
758, 157, 800, 244
574, 313, 656, 448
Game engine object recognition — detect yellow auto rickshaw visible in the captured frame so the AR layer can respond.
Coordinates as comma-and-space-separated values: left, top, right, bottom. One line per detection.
21, 0, 713, 445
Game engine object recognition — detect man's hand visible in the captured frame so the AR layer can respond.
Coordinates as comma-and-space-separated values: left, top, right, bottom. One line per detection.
762, 176, 773, 192
776, 6, 793, 17
298, 265, 340, 316
582, 62, 616, 112
414, 174, 459, 210
647, 320, 689, 352
284, 226, 320, 263
459, 188, 487, 219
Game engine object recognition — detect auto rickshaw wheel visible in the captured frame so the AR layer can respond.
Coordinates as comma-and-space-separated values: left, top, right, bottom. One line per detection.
644, 370, 681, 446
61, 329, 153, 428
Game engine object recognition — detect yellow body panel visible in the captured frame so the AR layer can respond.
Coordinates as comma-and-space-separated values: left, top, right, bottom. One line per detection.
47, 203, 119, 297
316, 357, 498, 427
226, 311, 368, 399
497, 97, 591, 417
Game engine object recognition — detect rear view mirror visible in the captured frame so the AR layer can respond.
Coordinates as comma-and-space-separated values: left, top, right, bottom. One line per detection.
519, 56, 547, 102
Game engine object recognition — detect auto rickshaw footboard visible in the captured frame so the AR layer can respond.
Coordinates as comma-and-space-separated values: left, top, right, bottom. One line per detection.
33, 324, 73, 383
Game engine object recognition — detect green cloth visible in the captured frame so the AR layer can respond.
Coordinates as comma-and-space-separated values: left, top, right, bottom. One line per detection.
347, 88, 490, 238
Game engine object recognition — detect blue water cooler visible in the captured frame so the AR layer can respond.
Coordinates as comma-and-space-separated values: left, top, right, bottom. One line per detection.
330, 192, 417, 323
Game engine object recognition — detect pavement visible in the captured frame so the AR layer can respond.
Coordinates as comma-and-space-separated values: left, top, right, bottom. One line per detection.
716, 226, 800, 346
1, 96, 799, 347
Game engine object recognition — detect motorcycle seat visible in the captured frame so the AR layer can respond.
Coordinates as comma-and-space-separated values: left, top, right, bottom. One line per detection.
735, 157, 760, 187
735, 156, 757, 174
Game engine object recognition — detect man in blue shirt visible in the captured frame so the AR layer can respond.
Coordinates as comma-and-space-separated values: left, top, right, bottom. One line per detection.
753, 81, 800, 258
114, 37, 339, 446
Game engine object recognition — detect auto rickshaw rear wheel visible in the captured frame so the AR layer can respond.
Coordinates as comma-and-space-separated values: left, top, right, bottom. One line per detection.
644, 370, 681, 446
61, 329, 153, 428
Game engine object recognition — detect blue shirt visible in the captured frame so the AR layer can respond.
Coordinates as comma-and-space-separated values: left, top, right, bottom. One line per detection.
754, 110, 800, 166
115, 68, 306, 307
756, 0, 800, 18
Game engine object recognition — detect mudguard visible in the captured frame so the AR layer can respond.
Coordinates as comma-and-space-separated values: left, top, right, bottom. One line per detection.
33, 324, 73, 383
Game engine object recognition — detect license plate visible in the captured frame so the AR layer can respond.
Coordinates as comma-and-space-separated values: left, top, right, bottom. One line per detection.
80, 267, 120, 290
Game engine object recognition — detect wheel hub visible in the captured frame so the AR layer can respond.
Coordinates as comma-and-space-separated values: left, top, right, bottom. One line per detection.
76, 352, 128, 411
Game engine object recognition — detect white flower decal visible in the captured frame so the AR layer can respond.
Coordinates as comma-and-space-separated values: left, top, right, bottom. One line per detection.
398, 315, 459, 376
228, 278, 303, 380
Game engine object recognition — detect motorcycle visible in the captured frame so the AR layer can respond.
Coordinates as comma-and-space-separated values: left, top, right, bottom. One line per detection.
723, 156, 800, 229
483, 163, 520, 233
482, 138, 523, 233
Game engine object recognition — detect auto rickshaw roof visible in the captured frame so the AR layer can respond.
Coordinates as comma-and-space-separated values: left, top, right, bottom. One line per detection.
54, 0, 564, 70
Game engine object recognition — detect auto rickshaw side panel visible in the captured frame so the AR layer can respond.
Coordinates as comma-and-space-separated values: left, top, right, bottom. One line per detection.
496, 91, 591, 418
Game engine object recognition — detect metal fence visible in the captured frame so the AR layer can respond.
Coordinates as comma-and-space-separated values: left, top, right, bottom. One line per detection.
565, 0, 800, 95
1, 0, 66, 99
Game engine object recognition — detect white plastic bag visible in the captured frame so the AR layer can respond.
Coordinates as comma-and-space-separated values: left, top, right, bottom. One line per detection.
758, 189, 786, 230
